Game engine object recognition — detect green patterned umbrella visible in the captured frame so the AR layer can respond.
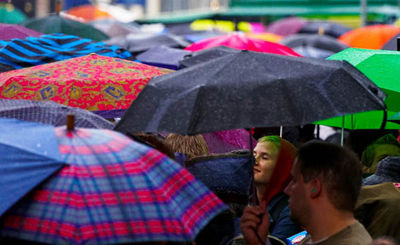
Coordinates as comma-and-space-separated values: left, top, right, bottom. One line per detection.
316, 48, 400, 129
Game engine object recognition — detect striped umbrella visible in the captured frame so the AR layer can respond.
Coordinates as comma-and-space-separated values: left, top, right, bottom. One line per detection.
0, 127, 227, 244
0, 33, 133, 73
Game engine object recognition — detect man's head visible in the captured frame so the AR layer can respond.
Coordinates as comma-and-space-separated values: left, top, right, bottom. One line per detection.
285, 141, 362, 225
253, 136, 280, 185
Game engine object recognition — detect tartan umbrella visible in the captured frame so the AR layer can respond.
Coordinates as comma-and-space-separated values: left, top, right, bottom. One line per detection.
0, 54, 170, 118
0, 126, 227, 244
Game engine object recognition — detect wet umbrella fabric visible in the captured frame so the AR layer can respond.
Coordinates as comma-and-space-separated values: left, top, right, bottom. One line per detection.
0, 33, 132, 73
179, 46, 240, 69
136, 45, 191, 70
299, 21, 351, 38
22, 15, 109, 42
0, 127, 227, 243
0, 54, 170, 117
0, 99, 114, 129
0, 24, 42, 40
0, 117, 64, 216
115, 50, 385, 135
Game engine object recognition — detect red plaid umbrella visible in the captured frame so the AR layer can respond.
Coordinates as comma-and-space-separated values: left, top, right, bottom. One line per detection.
0, 127, 227, 244
0, 54, 171, 118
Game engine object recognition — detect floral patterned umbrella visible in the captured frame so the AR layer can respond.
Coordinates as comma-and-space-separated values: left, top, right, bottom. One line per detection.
0, 54, 170, 118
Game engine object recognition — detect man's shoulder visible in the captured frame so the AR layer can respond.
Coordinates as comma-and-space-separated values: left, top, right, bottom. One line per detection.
298, 221, 372, 245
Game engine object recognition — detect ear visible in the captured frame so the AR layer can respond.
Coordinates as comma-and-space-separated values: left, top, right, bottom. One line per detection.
309, 178, 321, 198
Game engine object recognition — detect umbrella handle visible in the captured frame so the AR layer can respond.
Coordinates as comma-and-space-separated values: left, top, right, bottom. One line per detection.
67, 114, 75, 131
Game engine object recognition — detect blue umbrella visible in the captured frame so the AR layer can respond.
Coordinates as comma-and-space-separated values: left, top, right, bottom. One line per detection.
136, 45, 191, 70
0, 117, 64, 216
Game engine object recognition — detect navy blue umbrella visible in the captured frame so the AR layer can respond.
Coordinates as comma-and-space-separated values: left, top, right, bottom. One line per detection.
0, 117, 64, 216
136, 45, 191, 70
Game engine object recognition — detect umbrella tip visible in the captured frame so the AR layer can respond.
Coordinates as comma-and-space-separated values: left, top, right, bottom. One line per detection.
66, 114, 75, 131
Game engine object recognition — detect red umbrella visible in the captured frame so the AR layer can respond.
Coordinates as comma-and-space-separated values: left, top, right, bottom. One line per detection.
0, 54, 170, 117
184, 33, 301, 56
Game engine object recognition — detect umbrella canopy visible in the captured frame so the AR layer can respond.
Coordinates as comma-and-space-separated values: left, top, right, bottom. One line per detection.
90, 19, 141, 37
316, 48, 400, 129
136, 45, 191, 70
265, 17, 308, 36
0, 54, 170, 117
0, 24, 42, 40
66, 4, 113, 22
339, 24, 400, 49
0, 3, 27, 24
184, 33, 301, 56
298, 20, 351, 38
0, 126, 227, 243
115, 50, 385, 135
106, 33, 190, 55
382, 33, 400, 51
0, 33, 133, 73
0, 99, 114, 129
22, 15, 109, 42
0, 117, 64, 216
280, 34, 349, 59
179, 46, 240, 69
388, 112, 400, 124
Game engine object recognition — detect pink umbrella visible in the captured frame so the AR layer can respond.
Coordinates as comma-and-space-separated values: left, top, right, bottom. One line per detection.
202, 129, 257, 154
0, 24, 42, 40
265, 17, 308, 37
184, 33, 301, 56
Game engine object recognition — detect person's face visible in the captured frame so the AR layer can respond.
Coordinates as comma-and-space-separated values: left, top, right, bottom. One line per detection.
284, 158, 310, 226
253, 141, 279, 185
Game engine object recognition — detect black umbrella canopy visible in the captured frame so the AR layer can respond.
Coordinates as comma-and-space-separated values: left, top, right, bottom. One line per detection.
115, 50, 385, 135
299, 21, 351, 38
179, 46, 240, 68
281, 34, 349, 53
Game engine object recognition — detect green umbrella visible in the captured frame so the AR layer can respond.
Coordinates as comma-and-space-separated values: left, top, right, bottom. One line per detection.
316, 48, 400, 129
0, 3, 27, 24
22, 15, 109, 42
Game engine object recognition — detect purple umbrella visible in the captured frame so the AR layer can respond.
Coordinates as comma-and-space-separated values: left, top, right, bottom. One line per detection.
0, 24, 42, 40
265, 17, 307, 36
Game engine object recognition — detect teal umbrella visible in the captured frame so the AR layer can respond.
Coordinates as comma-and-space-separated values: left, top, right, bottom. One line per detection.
22, 14, 109, 41
0, 3, 27, 24
316, 48, 400, 129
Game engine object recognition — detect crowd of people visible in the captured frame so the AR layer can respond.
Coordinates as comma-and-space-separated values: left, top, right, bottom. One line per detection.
132, 126, 400, 245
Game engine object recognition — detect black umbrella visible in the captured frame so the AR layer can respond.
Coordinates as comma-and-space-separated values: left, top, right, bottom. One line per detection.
382, 33, 400, 50
0, 99, 114, 129
281, 34, 349, 53
105, 33, 190, 55
115, 50, 386, 135
179, 46, 240, 68
299, 21, 351, 38
136, 45, 191, 70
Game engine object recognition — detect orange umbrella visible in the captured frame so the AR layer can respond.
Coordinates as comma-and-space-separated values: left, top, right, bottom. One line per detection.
339, 24, 400, 49
67, 5, 113, 22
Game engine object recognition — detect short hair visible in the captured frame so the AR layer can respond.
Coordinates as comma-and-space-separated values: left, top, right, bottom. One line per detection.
297, 140, 362, 212
165, 133, 209, 159
258, 135, 281, 151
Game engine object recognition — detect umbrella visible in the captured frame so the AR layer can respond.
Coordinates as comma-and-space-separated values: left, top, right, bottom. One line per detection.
184, 33, 301, 56
0, 54, 170, 118
316, 48, 400, 129
265, 17, 308, 36
90, 19, 141, 37
0, 3, 27, 24
136, 45, 191, 70
66, 4, 113, 22
298, 20, 351, 38
106, 33, 190, 55
22, 14, 109, 42
0, 24, 42, 40
179, 46, 240, 68
114, 50, 386, 135
202, 129, 257, 154
0, 126, 227, 243
339, 24, 400, 49
382, 33, 400, 50
0, 33, 133, 73
0, 99, 114, 129
388, 112, 400, 124
0, 117, 64, 216
280, 34, 349, 59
